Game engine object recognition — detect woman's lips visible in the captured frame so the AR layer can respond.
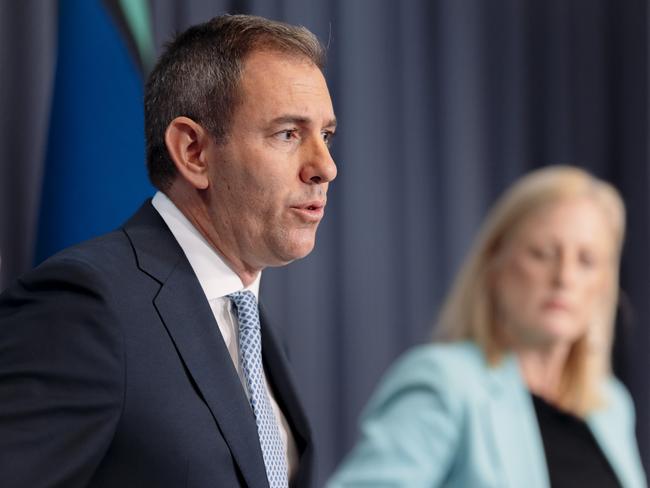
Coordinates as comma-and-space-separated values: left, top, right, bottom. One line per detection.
542, 299, 571, 312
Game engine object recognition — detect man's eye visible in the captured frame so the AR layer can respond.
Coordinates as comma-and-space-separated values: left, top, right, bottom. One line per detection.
322, 130, 335, 146
276, 129, 298, 141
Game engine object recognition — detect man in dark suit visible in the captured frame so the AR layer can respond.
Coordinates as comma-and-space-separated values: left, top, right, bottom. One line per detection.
0, 14, 337, 488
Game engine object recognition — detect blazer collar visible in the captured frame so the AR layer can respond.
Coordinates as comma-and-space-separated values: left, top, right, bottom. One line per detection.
122, 201, 270, 488
485, 353, 550, 488
484, 351, 642, 488
587, 393, 645, 488
260, 306, 314, 487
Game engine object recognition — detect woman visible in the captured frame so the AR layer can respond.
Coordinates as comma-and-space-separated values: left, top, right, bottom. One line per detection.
328, 166, 647, 487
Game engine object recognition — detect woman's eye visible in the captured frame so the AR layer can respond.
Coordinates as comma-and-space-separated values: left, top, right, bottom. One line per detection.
528, 246, 551, 260
579, 251, 596, 268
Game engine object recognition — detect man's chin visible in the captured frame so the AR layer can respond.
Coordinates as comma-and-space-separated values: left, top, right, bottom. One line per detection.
271, 240, 316, 266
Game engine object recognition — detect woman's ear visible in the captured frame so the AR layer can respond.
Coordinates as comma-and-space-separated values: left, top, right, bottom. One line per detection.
164, 116, 211, 190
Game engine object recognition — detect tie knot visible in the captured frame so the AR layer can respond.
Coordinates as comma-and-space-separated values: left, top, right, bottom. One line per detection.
229, 289, 256, 305
228, 290, 260, 330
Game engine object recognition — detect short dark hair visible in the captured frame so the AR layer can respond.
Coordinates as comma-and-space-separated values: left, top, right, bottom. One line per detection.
144, 14, 326, 191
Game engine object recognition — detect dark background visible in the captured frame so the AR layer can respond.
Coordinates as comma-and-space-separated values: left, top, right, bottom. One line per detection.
1, 1, 648, 486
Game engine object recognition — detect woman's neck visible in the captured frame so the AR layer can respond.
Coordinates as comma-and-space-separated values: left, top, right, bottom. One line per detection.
516, 343, 571, 402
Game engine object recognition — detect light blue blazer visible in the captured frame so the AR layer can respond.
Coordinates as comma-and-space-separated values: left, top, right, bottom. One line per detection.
328, 342, 647, 488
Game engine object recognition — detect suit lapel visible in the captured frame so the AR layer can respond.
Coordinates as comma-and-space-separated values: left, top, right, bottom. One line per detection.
260, 309, 313, 487
588, 403, 642, 488
486, 356, 550, 488
123, 202, 269, 488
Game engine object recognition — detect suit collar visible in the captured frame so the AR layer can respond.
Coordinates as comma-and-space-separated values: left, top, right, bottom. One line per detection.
587, 390, 645, 488
150, 191, 262, 301
484, 353, 550, 488
260, 307, 314, 487
484, 350, 641, 488
123, 201, 271, 487
121, 199, 183, 283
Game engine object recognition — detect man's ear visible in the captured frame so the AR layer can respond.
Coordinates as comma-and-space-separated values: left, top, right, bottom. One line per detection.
164, 116, 212, 190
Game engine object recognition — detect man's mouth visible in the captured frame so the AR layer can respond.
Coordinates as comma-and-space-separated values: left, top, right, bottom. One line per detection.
290, 200, 326, 222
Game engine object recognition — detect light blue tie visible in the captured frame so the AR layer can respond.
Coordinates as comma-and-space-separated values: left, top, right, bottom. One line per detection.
229, 290, 289, 488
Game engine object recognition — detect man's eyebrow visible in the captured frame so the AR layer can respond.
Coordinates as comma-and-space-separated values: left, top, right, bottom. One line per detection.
270, 115, 337, 128
324, 117, 337, 129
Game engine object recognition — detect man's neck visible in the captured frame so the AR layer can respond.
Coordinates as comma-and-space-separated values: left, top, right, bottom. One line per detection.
164, 186, 261, 287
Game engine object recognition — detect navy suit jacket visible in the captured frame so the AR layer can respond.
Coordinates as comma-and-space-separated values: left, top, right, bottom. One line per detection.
0, 201, 314, 488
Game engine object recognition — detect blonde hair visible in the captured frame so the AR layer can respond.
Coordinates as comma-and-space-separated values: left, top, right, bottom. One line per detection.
435, 165, 625, 416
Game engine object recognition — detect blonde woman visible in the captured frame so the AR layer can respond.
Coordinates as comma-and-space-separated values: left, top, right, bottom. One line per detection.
329, 166, 646, 488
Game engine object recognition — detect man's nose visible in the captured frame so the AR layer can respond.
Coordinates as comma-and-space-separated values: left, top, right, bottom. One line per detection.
300, 136, 337, 185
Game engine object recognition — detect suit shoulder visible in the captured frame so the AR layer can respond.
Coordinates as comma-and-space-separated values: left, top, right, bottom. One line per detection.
25, 230, 135, 284
0, 230, 138, 316
386, 341, 487, 386
48, 229, 134, 269
335, 342, 486, 487
367, 341, 488, 413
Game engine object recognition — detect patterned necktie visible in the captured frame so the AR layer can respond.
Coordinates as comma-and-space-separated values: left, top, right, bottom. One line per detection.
228, 290, 289, 488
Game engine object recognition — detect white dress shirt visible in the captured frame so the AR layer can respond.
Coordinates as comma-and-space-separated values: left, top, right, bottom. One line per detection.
152, 191, 298, 480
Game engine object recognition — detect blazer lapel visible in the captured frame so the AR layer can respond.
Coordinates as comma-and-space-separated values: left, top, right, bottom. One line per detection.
260, 309, 314, 488
486, 356, 550, 488
123, 202, 269, 488
588, 403, 644, 488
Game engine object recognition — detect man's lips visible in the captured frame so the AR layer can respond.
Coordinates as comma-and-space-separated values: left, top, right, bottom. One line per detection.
290, 200, 326, 221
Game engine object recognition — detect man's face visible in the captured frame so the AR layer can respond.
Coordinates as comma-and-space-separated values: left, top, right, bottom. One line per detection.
205, 50, 337, 272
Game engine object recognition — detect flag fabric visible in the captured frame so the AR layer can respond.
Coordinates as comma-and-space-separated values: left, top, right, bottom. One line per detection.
35, 0, 155, 263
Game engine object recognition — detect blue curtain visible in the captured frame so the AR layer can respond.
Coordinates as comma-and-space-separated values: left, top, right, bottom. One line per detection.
35, 0, 153, 263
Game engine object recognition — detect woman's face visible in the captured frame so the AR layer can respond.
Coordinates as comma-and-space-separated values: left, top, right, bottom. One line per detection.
493, 196, 616, 349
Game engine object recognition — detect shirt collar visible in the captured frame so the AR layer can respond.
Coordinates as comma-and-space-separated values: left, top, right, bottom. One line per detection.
151, 191, 261, 301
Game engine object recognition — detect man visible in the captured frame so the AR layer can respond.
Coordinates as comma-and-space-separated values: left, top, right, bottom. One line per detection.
0, 14, 336, 488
